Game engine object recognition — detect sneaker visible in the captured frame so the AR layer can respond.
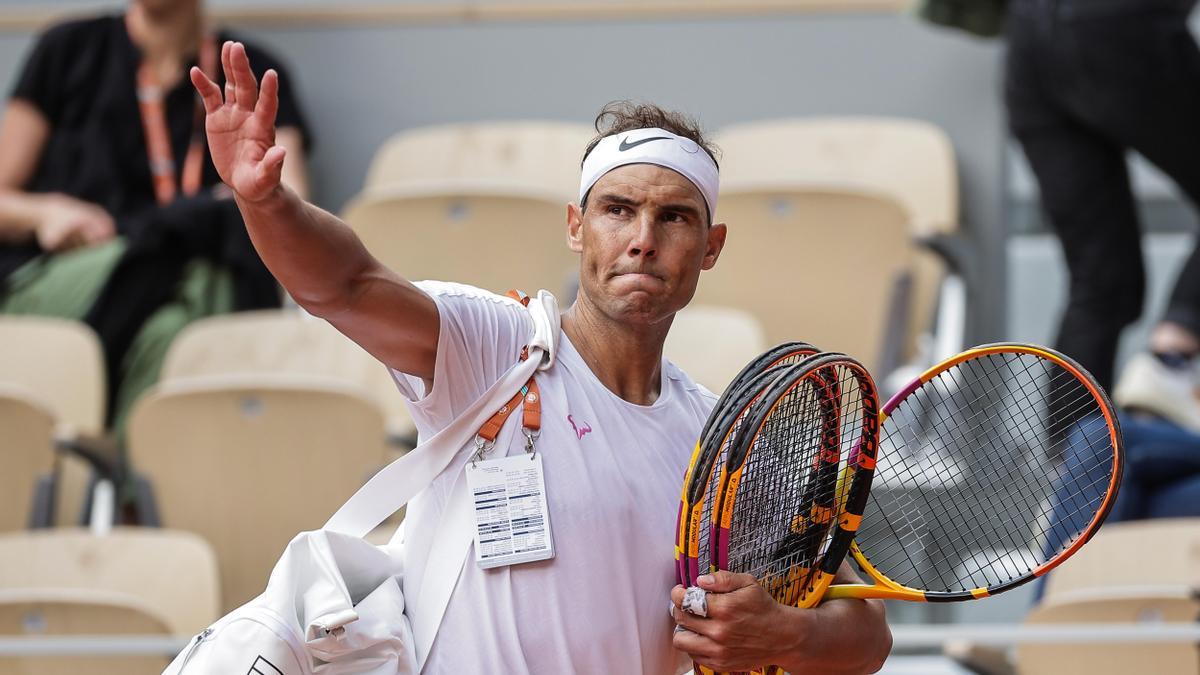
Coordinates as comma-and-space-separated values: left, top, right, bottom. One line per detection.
1112, 352, 1200, 433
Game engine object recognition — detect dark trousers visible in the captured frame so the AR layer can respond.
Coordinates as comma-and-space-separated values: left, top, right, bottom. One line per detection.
1005, 0, 1200, 392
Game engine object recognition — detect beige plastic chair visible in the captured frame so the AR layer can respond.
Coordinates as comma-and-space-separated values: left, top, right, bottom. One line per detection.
343, 190, 578, 299
0, 317, 105, 438
1042, 518, 1200, 600
360, 120, 594, 202
162, 309, 414, 444
695, 188, 914, 373
0, 527, 219, 636
664, 305, 767, 394
1016, 587, 1200, 675
0, 388, 56, 531
0, 592, 171, 675
127, 376, 388, 612
0, 317, 105, 526
716, 118, 963, 376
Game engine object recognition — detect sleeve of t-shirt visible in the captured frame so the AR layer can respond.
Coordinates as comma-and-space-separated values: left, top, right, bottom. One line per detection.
10, 21, 79, 123
390, 281, 534, 436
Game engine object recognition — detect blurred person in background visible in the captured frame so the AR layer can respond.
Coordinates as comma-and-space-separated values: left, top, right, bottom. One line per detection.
0, 0, 312, 436
1003, 0, 1200, 427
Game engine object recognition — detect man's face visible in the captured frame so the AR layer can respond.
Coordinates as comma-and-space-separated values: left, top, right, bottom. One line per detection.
567, 163, 726, 327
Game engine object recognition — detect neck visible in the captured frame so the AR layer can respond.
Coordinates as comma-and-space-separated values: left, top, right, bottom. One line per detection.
127, 1, 202, 64
561, 293, 670, 406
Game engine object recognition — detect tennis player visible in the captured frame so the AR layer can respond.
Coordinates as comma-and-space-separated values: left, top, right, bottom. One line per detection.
193, 41, 890, 674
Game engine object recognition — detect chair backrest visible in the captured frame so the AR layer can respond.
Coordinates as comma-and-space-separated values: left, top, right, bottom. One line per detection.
0, 590, 171, 675
697, 189, 914, 372
0, 388, 56, 531
717, 117, 959, 364
664, 305, 767, 394
1016, 587, 1200, 675
1042, 518, 1200, 600
0, 528, 218, 635
361, 120, 594, 202
0, 317, 105, 437
343, 190, 579, 299
716, 116, 958, 235
162, 310, 413, 440
127, 377, 388, 612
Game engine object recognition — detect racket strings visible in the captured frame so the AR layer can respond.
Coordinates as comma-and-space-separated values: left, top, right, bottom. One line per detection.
858, 352, 1116, 593
726, 366, 869, 604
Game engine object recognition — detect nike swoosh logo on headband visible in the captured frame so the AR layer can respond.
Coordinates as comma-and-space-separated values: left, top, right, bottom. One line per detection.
619, 136, 672, 152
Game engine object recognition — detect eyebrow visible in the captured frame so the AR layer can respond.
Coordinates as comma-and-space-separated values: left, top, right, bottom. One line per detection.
593, 192, 704, 220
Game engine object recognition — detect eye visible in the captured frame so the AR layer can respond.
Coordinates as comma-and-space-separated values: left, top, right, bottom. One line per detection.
608, 204, 629, 216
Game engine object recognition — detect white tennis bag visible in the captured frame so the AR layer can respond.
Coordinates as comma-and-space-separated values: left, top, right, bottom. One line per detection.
163, 291, 560, 675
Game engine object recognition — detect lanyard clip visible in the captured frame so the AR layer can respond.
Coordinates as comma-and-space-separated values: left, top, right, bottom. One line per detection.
523, 428, 540, 459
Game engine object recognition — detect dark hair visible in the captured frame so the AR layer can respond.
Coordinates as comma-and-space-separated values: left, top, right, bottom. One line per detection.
579, 101, 719, 219
581, 100, 720, 169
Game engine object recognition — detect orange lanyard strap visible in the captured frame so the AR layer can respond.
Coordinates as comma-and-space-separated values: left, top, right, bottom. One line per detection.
474, 289, 543, 449
134, 28, 218, 205
477, 380, 542, 443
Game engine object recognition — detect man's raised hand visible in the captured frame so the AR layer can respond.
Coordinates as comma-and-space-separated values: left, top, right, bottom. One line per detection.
190, 41, 284, 203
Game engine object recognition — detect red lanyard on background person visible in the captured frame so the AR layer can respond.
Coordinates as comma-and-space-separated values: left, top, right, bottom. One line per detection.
131, 20, 218, 205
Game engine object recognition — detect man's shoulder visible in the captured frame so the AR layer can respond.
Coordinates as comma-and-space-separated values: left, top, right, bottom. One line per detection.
663, 360, 719, 414
417, 280, 528, 309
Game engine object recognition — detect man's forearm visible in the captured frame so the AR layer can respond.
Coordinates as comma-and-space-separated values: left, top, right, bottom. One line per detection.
777, 597, 890, 674
233, 184, 377, 317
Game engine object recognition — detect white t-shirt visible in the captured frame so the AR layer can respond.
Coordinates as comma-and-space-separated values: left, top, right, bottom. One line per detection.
391, 281, 717, 674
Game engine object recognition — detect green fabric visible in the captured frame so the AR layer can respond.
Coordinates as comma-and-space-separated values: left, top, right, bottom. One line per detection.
0, 239, 235, 437
915, 0, 1009, 38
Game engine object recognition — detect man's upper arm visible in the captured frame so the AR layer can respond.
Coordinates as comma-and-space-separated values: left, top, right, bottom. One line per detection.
319, 261, 441, 382
0, 100, 50, 189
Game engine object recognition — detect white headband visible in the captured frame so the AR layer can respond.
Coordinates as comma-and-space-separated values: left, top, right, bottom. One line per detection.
579, 127, 719, 222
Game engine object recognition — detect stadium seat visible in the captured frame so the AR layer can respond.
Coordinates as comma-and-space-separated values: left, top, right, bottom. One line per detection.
0, 593, 171, 675
1040, 518, 1200, 600
695, 188, 914, 374
359, 120, 594, 202
664, 305, 767, 393
716, 118, 965, 383
0, 388, 56, 531
1015, 587, 1200, 674
343, 189, 578, 299
0, 318, 106, 527
0, 528, 218, 636
126, 376, 388, 612
162, 309, 415, 446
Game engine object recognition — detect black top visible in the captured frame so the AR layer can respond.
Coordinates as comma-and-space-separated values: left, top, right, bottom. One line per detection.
2, 14, 312, 279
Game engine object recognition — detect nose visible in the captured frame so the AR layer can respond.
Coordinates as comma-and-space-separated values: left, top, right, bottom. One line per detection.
627, 212, 658, 259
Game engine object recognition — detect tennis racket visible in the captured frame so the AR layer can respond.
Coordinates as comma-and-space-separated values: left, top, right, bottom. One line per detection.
825, 343, 1123, 603
708, 353, 880, 675
676, 342, 818, 586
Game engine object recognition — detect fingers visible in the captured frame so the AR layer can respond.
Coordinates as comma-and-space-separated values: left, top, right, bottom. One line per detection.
254, 145, 287, 196
670, 584, 687, 608
697, 570, 758, 593
190, 66, 223, 113
220, 41, 237, 106
231, 42, 259, 111
256, 69, 280, 127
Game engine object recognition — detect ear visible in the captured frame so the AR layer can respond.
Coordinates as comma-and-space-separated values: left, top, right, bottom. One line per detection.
566, 202, 584, 253
700, 222, 727, 271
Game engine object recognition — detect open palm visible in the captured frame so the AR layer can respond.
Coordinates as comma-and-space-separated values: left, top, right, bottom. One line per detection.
191, 41, 285, 202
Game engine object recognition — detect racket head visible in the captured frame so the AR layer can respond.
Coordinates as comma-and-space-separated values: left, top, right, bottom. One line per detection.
712, 353, 880, 610
676, 342, 819, 586
842, 343, 1123, 602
